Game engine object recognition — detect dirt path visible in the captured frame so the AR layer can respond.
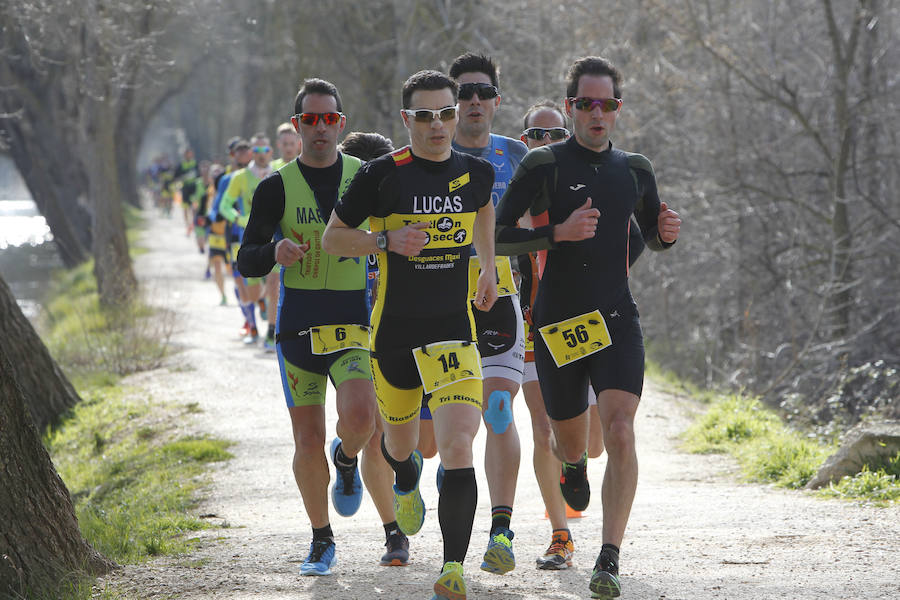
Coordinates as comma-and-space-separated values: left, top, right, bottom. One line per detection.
102, 210, 899, 599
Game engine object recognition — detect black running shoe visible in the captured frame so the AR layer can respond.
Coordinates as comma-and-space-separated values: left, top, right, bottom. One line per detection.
589, 548, 621, 599
380, 530, 410, 566
559, 453, 590, 511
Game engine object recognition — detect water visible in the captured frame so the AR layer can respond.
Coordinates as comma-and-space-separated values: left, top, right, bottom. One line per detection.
0, 159, 61, 318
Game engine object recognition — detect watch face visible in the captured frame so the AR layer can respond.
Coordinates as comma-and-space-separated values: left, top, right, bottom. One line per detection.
377, 232, 388, 249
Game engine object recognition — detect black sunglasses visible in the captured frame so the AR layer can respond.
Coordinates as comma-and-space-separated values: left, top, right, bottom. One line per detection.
458, 82, 499, 101
523, 127, 569, 141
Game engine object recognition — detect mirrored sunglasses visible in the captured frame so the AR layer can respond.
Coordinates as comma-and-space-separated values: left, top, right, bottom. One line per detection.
251, 145, 271, 153
522, 127, 569, 141
569, 97, 622, 113
402, 106, 458, 123
295, 112, 343, 126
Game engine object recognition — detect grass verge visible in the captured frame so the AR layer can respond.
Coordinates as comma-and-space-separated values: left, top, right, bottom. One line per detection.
680, 391, 899, 504
29, 205, 233, 598
45, 386, 233, 563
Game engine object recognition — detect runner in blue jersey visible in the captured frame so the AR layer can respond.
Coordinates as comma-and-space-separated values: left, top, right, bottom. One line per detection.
449, 51, 528, 576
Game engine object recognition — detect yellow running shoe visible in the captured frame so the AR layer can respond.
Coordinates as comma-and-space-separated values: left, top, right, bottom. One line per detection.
392, 450, 425, 535
432, 560, 466, 600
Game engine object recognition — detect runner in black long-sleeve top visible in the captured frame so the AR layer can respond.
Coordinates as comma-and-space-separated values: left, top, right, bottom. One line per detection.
493, 57, 681, 600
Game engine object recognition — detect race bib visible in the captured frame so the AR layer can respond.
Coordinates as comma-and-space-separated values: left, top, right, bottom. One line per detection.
538, 310, 612, 368
468, 256, 518, 299
309, 324, 371, 355
412, 340, 482, 394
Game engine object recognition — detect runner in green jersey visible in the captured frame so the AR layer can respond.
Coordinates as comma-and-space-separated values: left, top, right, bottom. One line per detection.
237, 79, 406, 575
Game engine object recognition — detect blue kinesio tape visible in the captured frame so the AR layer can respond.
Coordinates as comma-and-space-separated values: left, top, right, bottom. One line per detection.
484, 390, 513, 434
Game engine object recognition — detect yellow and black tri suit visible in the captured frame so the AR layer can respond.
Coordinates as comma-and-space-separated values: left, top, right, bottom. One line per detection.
334, 146, 494, 424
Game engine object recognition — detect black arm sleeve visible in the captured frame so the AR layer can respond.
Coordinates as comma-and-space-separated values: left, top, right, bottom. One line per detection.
495, 154, 557, 256
237, 173, 285, 277
632, 166, 674, 252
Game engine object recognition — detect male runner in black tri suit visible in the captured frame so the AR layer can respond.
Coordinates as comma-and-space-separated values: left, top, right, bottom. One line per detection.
323, 69, 498, 600
494, 56, 681, 599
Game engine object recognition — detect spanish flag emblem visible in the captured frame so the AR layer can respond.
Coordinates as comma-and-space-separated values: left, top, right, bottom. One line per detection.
391, 147, 413, 166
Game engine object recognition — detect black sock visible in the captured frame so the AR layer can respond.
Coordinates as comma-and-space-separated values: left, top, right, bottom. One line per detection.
438, 467, 477, 563
312, 524, 334, 542
266, 323, 275, 339
490, 505, 512, 535
383, 520, 400, 540
599, 544, 620, 573
380, 433, 418, 491
334, 441, 357, 470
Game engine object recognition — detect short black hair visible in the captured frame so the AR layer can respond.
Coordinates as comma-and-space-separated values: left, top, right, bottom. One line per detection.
227, 136, 244, 152
294, 78, 343, 115
340, 132, 395, 162
449, 52, 499, 88
401, 70, 458, 109
523, 100, 567, 130
565, 56, 622, 99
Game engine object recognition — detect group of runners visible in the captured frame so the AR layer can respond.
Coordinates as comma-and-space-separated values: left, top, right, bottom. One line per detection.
173, 52, 680, 600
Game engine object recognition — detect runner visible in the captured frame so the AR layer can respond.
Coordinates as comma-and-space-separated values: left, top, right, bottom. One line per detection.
237, 78, 407, 575
220, 134, 273, 345
209, 139, 251, 312
495, 56, 681, 599
322, 69, 497, 600
449, 51, 528, 575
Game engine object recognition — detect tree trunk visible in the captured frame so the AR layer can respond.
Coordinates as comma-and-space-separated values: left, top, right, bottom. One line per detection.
0, 275, 82, 431
0, 343, 115, 598
84, 111, 138, 308
0, 59, 93, 268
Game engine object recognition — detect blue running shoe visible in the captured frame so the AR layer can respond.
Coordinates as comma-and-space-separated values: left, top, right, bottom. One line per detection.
436, 462, 445, 493
480, 527, 515, 574
300, 539, 336, 576
330, 437, 363, 517
393, 450, 425, 535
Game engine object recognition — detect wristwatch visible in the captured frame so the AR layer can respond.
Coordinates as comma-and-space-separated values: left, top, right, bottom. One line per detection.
375, 230, 389, 252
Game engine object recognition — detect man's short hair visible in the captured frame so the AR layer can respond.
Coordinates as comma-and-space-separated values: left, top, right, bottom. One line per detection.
294, 78, 343, 115
227, 136, 244, 152
276, 122, 295, 136
231, 140, 251, 152
340, 132, 394, 162
401, 70, 458, 109
523, 100, 567, 130
565, 56, 622, 99
250, 132, 270, 146
449, 52, 499, 88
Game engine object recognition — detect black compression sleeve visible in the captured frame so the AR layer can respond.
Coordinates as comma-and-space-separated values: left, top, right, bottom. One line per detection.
494, 164, 556, 256
632, 168, 674, 251
236, 174, 285, 277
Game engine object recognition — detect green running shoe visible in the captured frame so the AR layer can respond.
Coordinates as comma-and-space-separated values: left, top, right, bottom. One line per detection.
432, 560, 466, 600
392, 449, 425, 535
480, 527, 515, 574
589, 548, 621, 599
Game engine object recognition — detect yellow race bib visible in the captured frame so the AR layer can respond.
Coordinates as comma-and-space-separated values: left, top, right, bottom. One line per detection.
538, 311, 612, 368
309, 324, 371, 355
468, 256, 518, 299
412, 340, 482, 394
